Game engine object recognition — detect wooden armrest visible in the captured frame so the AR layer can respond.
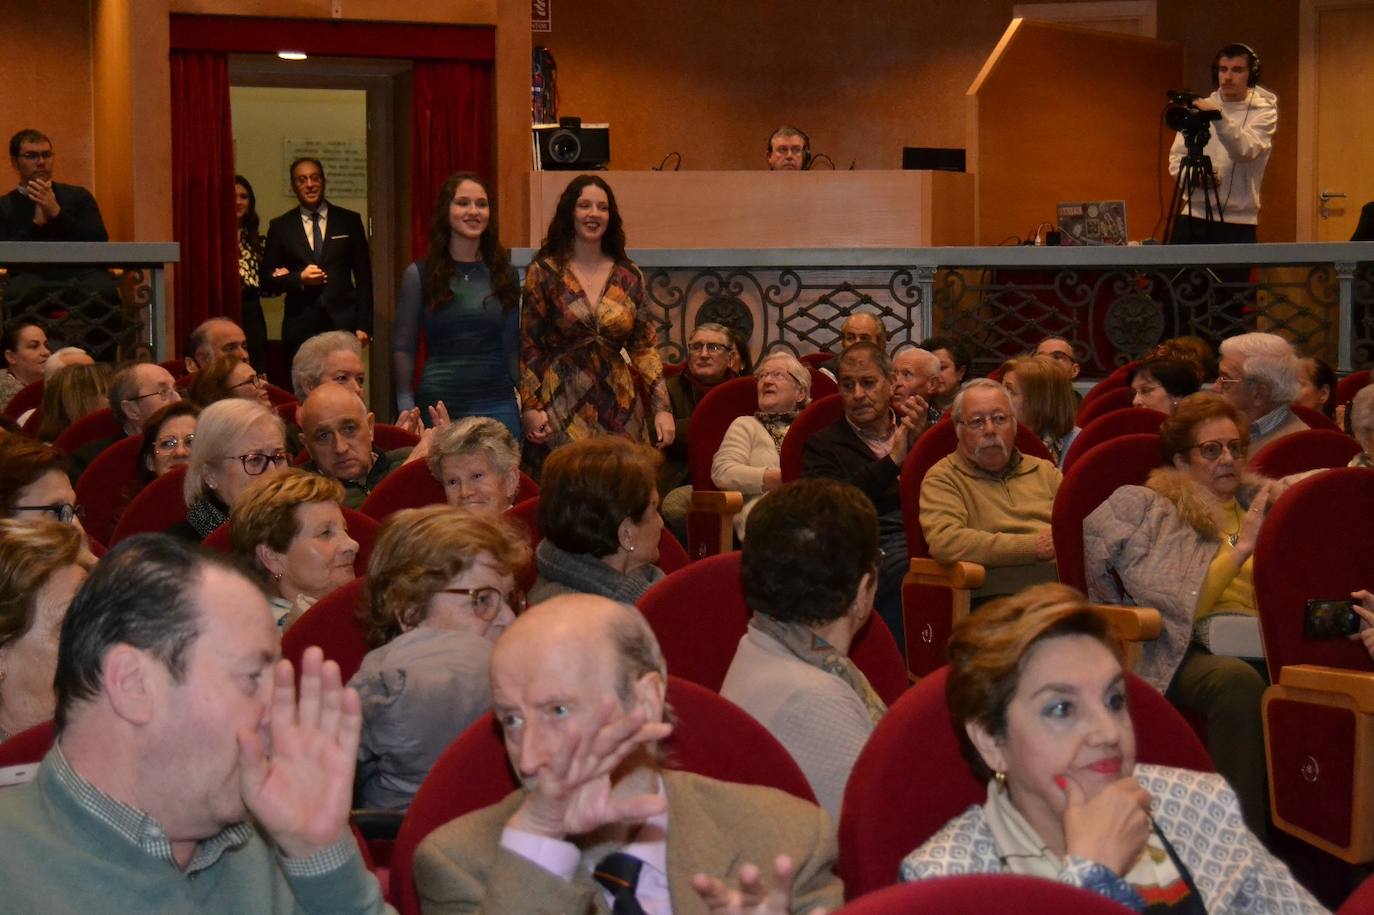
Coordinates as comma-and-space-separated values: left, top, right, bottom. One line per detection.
1278, 664, 1374, 713
905, 557, 986, 590
689, 489, 744, 514
1090, 603, 1162, 641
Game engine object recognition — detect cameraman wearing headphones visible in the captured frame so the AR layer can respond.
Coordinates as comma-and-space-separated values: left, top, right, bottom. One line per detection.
766, 126, 811, 170
1168, 44, 1277, 244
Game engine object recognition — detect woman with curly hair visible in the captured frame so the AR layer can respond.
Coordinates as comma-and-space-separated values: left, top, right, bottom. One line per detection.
392, 172, 521, 436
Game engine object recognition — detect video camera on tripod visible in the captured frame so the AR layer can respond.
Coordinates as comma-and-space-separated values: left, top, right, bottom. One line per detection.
1164, 90, 1222, 153
1163, 89, 1225, 242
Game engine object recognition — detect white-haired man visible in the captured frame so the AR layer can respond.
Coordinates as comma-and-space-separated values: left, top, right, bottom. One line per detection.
1215, 332, 1307, 454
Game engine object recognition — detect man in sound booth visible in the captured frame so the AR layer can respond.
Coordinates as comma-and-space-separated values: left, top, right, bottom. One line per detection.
1167, 43, 1277, 244
766, 126, 811, 171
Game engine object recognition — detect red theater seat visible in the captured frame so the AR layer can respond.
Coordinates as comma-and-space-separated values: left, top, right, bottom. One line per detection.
74, 435, 144, 546
52, 407, 123, 455
833, 876, 1136, 914
281, 577, 371, 685
1248, 427, 1361, 479
109, 465, 189, 544
779, 394, 843, 483
1060, 406, 1165, 475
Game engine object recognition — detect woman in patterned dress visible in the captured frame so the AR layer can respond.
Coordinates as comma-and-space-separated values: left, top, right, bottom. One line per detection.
235, 175, 269, 375
518, 175, 673, 477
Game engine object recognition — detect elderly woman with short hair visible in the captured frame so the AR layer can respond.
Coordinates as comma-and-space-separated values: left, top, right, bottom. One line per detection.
173, 398, 289, 540
1001, 355, 1078, 467
0, 520, 91, 741
530, 436, 667, 604
1348, 385, 1374, 467
229, 468, 358, 629
352, 505, 531, 809
710, 350, 812, 541
899, 583, 1321, 912
426, 415, 522, 514
0, 435, 88, 546
186, 354, 270, 408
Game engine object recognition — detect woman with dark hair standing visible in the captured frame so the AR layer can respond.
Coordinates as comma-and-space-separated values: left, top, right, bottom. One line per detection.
393, 172, 521, 435
235, 175, 269, 374
518, 174, 673, 477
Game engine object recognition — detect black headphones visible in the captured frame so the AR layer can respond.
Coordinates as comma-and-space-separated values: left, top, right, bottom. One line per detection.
1211, 43, 1262, 88
767, 126, 811, 169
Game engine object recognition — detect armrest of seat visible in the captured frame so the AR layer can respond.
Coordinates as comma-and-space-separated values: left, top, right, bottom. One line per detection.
689, 489, 744, 515
1089, 604, 1162, 642
1277, 665, 1374, 714
904, 557, 986, 591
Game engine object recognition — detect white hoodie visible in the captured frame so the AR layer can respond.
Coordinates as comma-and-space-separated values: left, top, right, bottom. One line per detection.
1168, 85, 1278, 226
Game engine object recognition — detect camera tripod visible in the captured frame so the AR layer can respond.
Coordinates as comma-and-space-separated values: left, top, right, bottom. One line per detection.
1164, 131, 1226, 244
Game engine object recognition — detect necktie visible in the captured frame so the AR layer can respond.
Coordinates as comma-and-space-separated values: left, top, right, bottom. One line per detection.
593, 851, 647, 915
310, 211, 323, 260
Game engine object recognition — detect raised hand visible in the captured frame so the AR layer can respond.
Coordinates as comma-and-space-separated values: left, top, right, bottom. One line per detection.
23, 179, 60, 223
887, 412, 921, 467
1062, 774, 1152, 876
427, 400, 451, 431
237, 647, 362, 860
506, 697, 672, 840
394, 407, 423, 437
522, 408, 552, 444
692, 855, 827, 915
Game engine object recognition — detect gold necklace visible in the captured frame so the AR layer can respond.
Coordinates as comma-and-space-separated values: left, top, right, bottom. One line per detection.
1221, 501, 1242, 547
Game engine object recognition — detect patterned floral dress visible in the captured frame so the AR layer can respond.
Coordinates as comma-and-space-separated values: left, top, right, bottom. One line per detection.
518, 256, 669, 475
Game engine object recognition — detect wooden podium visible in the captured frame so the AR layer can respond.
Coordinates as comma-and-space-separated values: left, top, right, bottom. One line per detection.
528, 170, 973, 249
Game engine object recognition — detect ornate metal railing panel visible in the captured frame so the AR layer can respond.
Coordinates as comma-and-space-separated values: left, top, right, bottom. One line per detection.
0, 243, 178, 362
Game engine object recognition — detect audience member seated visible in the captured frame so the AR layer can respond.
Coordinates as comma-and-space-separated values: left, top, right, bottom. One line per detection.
1215, 332, 1307, 453
1082, 392, 1273, 836
920, 335, 972, 415
659, 322, 740, 544
891, 346, 942, 426
300, 383, 417, 509
427, 415, 522, 515
1296, 355, 1337, 420
898, 584, 1320, 913
765, 125, 811, 171
352, 505, 531, 811
229, 468, 358, 630
182, 316, 249, 374
1002, 355, 1079, 467
920, 378, 1060, 605
1033, 336, 1080, 381
710, 351, 811, 540
0, 435, 89, 546
137, 401, 200, 482
529, 436, 666, 604
0, 320, 49, 412
43, 346, 94, 378
1350, 386, 1374, 468
291, 329, 366, 402
0, 535, 387, 913
75, 360, 186, 480
0, 520, 90, 741
1127, 356, 1201, 414
412, 593, 843, 913
37, 361, 110, 444
172, 399, 289, 540
721, 478, 887, 821
803, 342, 922, 648
818, 311, 886, 381
186, 354, 272, 409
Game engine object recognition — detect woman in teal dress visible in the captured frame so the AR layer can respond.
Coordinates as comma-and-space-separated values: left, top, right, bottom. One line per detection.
519, 174, 673, 478
393, 172, 521, 437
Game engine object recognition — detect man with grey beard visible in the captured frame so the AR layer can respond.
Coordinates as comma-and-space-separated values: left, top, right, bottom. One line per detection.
918, 379, 1061, 604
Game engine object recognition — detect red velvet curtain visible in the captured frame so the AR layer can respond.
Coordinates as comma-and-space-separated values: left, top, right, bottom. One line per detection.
170, 50, 239, 354
410, 60, 494, 261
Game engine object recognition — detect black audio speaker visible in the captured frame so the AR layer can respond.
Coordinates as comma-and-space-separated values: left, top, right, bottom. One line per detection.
534, 117, 610, 171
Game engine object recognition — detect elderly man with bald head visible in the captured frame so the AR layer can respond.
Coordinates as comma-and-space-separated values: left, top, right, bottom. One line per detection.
891, 347, 943, 426
184, 318, 250, 375
299, 383, 417, 508
67, 361, 181, 481
414, 593, 842, 914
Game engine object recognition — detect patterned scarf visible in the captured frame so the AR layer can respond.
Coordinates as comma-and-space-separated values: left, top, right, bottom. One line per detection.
754, 411, 797, 452
535, 539, 665, 605
748, 612, 886, 725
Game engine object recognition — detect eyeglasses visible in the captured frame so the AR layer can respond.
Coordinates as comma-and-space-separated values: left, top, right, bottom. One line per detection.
154, 434, 195, 453
1215, 374, 1242, 388
1190, 439, 1245, 461
225, 451, 290, 475
439, 587, 526, 620
687, 341, 729, 355
1040, 351, 1075, 364
958, 412, 1012, 431
17, 151, 54, 162
756, 369, 793, 383
232, 372, 267, 391
11, 502, 85, 523
292, 174, 322, 186
125, 385, 178, 404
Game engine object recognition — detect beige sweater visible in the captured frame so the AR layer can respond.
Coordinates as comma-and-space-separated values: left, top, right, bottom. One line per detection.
919, 449, 1061, 599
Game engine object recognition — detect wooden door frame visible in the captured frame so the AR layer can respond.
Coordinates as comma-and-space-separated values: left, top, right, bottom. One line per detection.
1297, 0, 1374, 240
1011, 1, 1157, 36
227, 54, 410, 414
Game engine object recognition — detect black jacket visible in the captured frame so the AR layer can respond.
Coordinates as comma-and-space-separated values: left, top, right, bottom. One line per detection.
262, 202, 373, 334
0, 184, 108, 242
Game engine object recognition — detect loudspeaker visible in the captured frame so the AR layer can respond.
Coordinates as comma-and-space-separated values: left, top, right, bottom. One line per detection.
1211, 43, 1262, 88
534, 117, 610, 171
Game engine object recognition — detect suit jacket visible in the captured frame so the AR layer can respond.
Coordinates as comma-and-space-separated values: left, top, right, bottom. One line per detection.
801, 417, 901, 517
262, 202, 373, 334
414, 769, 843, 915
0, 183, 108, 242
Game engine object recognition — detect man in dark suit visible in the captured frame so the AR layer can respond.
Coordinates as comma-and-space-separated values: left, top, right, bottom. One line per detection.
262, 157, 372, 371
802, 342, 925, 651
414, 593, 842, 914
0, 129, 108, 243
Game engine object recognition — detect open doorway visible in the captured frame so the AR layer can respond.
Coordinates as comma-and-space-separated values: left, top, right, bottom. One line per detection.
228, 54, 411, 413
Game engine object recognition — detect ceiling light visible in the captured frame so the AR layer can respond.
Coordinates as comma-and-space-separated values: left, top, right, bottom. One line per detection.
277, 51, 307, 61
